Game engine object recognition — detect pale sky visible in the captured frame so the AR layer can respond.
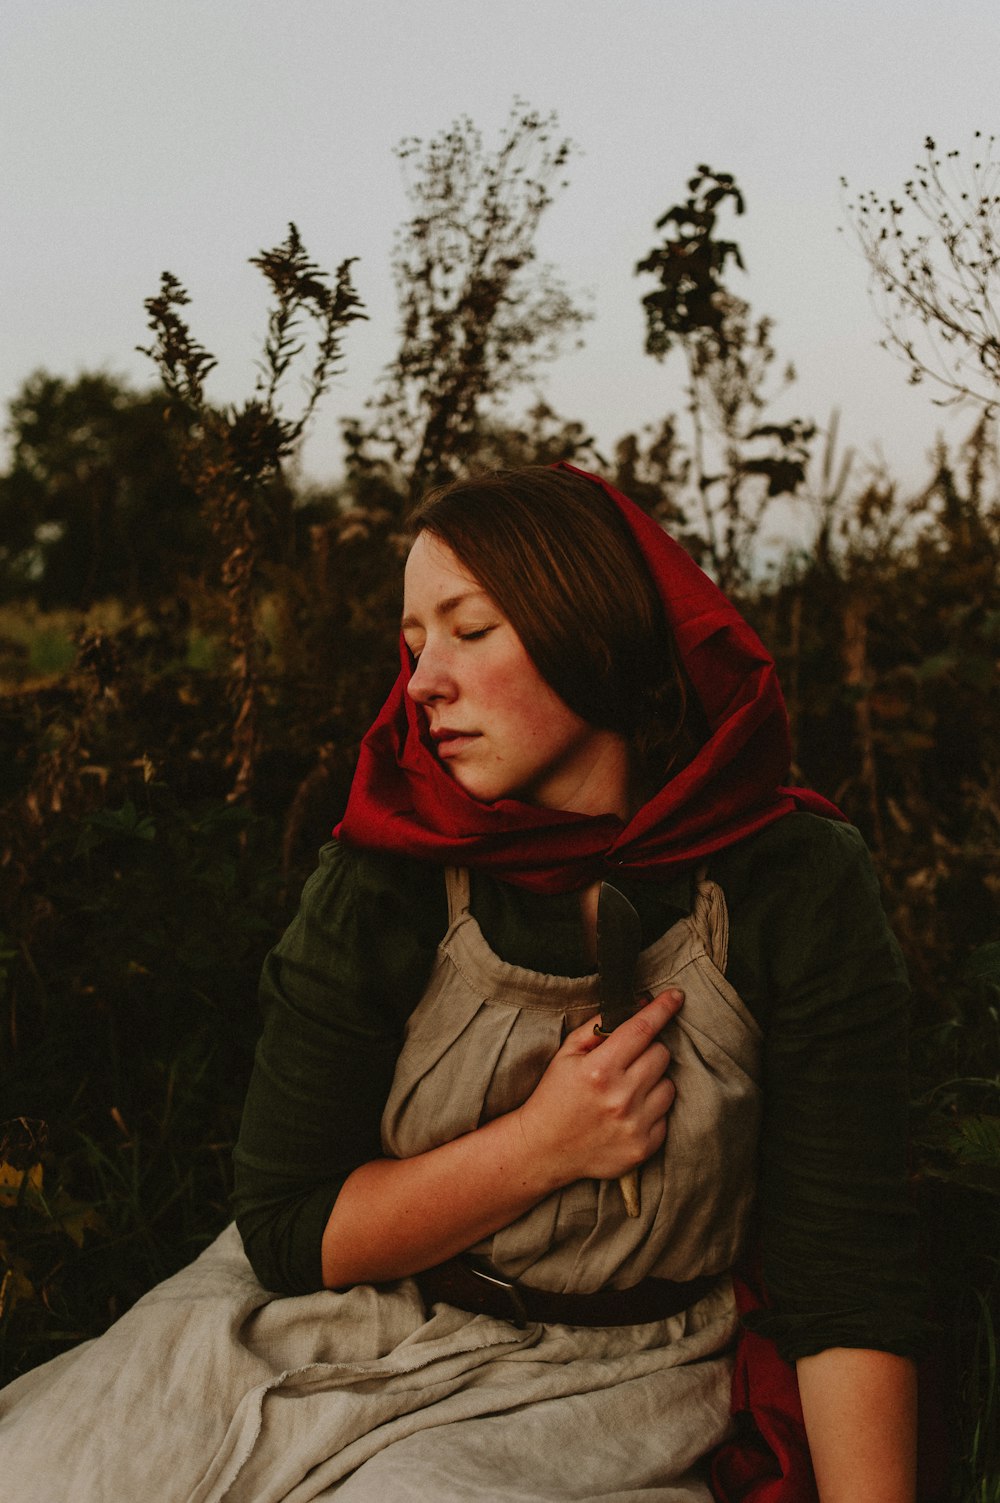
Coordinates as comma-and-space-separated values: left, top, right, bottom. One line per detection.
3, 0, 999, 516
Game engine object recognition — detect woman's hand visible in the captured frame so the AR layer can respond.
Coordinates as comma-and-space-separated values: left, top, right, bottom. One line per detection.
515, 990, 683, 1191
321, 989, 683, 1288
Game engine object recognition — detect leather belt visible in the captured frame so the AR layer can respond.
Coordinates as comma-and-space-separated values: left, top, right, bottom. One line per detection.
414, 1254, 720, 1329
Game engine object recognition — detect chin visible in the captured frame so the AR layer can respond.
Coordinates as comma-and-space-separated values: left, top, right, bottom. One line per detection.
445, 767, 515, 805
454, 779, 509, 805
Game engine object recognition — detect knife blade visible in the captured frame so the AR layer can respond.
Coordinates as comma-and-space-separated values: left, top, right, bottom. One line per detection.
596, 881, 643, 1217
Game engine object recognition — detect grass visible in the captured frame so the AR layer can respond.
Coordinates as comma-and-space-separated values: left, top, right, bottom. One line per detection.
0, 601, 230, 688
950, 1281, 1000, 1499
0, 602, 126, 686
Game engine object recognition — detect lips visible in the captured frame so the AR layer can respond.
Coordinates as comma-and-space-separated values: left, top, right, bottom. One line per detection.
431, 729, 480, 758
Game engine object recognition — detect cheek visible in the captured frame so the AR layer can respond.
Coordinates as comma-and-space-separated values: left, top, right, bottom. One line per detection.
487, 672, 540, 739
499, 672, 578, 745
472, 638, 577, 744
475, 652, 534, 710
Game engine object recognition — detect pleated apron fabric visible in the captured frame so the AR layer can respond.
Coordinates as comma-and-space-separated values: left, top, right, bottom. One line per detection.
0, 871, 762, 1503
383, 867, 763, 1292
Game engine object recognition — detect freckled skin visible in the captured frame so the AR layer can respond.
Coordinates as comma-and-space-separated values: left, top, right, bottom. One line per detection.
323, 532, 683, 1314
402, 533, 630, 818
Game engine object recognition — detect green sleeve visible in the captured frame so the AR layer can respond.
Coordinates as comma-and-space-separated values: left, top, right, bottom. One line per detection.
717, 815, 927, 1360
231, 840, 445, 1293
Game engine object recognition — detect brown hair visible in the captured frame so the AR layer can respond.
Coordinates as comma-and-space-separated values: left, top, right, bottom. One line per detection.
411, 467, 703, 781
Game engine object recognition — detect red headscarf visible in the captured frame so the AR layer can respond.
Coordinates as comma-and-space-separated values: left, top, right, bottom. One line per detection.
335, 464, 841, 892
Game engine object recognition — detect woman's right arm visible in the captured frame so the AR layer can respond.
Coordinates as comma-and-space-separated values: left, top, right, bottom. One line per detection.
234, 842, 680, 1293
320, 992, 681, 1288
233, 842, 443, 1293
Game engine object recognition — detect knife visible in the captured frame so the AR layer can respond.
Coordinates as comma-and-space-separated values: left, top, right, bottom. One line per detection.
596, 881, 643, 1217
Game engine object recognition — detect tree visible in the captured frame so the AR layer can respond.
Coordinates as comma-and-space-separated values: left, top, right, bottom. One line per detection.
842, 133, 1000, 411
635, 168, 814, 587
0, 372, 202, 608
345, 104, 589, 508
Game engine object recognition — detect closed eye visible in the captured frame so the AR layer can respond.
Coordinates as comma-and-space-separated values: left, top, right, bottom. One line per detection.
402, 623, 496, 663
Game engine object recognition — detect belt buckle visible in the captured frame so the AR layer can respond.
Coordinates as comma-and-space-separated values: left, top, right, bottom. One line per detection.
461, 1254, 529, 1329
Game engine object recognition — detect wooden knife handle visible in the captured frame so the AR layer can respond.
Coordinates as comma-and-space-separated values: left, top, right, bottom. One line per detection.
619, 1169, 640, 1217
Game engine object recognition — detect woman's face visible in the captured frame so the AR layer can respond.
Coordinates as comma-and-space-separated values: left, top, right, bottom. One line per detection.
402, 532, 630, 817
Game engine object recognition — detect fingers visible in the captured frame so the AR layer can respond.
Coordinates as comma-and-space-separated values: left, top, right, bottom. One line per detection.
646, 1074, 677, 1119
565, 988, 683, 1057
520, 990, 683, 1188
597, 989, 684, 1066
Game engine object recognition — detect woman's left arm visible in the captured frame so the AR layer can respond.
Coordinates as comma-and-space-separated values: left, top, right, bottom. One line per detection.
797, 1347, 917, 1502
723, 817, 928, 1352
718, 817, 927, 1494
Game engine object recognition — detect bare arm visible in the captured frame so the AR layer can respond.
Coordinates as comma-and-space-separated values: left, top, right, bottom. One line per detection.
797, 1347, 917, 1503
321, 990, 682, 1287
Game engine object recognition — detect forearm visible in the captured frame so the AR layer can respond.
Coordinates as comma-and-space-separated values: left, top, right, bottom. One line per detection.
797, 1347, 917, 1503
321, 992, 681, 1288
321, 1108, 556, 1287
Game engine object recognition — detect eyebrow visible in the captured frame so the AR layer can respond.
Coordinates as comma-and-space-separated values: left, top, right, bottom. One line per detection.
400, 589, 490, 632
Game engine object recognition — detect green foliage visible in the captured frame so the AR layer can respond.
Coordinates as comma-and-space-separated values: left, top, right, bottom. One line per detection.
141, 226, 366, 464
637, 167, 747, 360
0, 113, 998, 1495
909, 941, 1000, 1500
0, 372, 203, 608
962, 1286, 1000, 1503
634, 168, 815, 586
139, 226, 365, 801
0, 751, 287, 1374
747, 430, 1000, 1495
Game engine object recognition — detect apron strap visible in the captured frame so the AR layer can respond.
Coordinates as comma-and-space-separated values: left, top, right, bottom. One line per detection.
691, 864, 730, 974
444, 866, 472, 926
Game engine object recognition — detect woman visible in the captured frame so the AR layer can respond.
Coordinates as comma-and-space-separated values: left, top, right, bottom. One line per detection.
0, 465, 924, 1501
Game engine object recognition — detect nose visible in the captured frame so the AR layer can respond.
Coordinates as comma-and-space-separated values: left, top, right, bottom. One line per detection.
406, 642, 454, 705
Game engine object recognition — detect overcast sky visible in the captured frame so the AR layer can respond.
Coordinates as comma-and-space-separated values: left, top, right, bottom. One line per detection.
3, 0, 999, 516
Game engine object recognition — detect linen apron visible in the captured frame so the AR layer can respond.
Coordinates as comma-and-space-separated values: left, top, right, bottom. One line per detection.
0, 870, 762, 1503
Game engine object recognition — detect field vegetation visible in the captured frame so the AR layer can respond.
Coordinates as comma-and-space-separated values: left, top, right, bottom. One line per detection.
1, 110, 998, 1497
